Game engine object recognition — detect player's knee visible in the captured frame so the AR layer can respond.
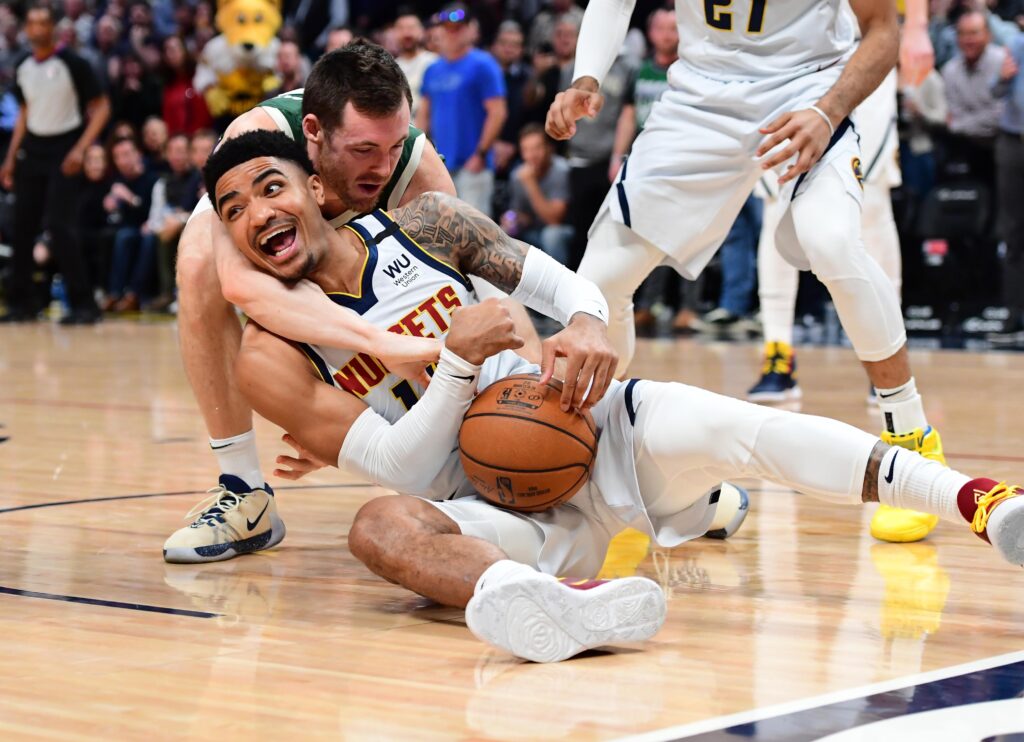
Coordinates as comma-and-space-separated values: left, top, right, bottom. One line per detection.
175, 222, 217, 300
794, 221, 860, 281
349, 496, 455, 572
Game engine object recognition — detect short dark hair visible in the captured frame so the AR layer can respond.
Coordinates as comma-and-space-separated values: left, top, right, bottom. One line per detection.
202, 130, 316, 215
518, 123, 551, 145
302, 39, 412, 133
110, 135, 139, 153
26, 1, 57, 22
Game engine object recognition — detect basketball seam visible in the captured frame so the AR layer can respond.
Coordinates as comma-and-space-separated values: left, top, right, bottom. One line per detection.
457, 449, 592, 475
460, 413, 597, 457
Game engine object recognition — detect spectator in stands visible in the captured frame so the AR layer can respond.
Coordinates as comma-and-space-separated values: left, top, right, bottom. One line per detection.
102, 135, 158, 312
56, 17, 103, 86
941, 11, 1007, 181
934, 2, 1021, 69
283, 0, 349, 54
89, 15, 122, 88
110, 52, 163, 131
78, 143, 113, 293
522, 16, 576, 126
418, 3, 507, 215
146, 133, 200, 311
325, 25, 353, 53
393, 8, 437, 118
161, 35, 213, 136
527, 0, 583, 54
62, 0, 94, 45
1, 1, 108, 324
503, 123, 572, 265
189, 129, 216, 176
141, 116, 169, 173
491, 20, 529, 174
993, 32, 1024, 337
124, 1, 161, 70
276, 40, 310, 95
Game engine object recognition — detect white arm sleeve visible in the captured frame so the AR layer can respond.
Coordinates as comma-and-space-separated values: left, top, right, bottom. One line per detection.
509, 246, 609, 326
572, 0, 636, 87
338, 347, 482, 493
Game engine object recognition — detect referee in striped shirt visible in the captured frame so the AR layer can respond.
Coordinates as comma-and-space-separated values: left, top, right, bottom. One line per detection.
0, 1, 109, 323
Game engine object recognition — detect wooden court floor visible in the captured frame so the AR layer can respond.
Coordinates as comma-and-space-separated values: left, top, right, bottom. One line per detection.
2, 321, 1023, 740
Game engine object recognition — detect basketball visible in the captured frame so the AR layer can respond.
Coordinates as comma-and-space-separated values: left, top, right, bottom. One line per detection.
458, 374, 598, 512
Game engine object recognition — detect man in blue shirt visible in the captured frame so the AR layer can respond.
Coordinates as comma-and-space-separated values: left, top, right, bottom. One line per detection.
417, 3, 507, 217
993, 32, 1024, 338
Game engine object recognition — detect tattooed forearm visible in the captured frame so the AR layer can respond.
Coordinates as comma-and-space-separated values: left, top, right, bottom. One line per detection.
392, 191, 530, 293
861, 440, 889, 503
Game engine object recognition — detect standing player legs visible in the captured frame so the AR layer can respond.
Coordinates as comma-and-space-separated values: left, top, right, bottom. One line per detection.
784, 168, 941, 541
577, 216, 667, 377
749, 194, 801, 401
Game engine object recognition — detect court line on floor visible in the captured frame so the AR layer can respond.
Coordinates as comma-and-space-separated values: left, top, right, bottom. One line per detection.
616, 649, 1024, 741
0, 585, 220, 619
0, 483, 376, 515
0, 397, 198, 414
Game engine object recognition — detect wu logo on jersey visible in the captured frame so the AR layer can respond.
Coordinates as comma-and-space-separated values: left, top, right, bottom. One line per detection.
382, 252, 419, 287
382, 253, 411, 278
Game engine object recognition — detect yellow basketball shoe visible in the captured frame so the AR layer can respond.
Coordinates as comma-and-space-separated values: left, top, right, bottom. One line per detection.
747, 341, 801, 403
597, 528, 651, 579
870, 426, 944, 543
163, 475, 285, 563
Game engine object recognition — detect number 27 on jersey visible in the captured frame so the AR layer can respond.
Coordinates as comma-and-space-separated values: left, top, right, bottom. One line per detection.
704, 0, 767, 33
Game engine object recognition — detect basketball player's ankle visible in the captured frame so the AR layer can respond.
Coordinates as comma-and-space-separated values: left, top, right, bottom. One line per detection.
474, 560, 539, 595
876, 446, 968, 524
876, 377, 927, 435
210, 429, 265, 491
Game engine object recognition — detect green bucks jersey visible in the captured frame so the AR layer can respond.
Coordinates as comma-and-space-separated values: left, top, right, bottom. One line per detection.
627, 60, 670, 132
259, 89, 427, 225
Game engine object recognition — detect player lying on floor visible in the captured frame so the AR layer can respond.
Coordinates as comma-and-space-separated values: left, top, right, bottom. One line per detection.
201, 130, 1024, 663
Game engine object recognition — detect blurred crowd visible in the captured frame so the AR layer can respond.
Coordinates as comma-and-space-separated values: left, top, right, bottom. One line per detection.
0, 0, 1022, 334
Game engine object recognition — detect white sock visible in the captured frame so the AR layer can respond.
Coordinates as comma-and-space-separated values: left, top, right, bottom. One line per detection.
474, 559, 539, 595
209, 430, 264, 490
875, 377, 928, 435
877, 446, 968, 524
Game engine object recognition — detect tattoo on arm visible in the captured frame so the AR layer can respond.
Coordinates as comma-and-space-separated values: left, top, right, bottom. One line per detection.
392, 191, 530, 293
861, 440, 889, 503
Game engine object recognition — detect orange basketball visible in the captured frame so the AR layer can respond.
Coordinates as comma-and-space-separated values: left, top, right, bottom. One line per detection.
458, 374, 597, 512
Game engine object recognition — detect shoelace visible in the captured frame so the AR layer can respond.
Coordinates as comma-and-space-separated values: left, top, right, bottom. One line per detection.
971, 482, 1019, 534
184, 485, 247, 526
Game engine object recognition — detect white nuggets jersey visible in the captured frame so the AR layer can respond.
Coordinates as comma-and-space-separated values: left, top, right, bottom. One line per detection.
297, 210, 533, 498
675, 0, 857, 80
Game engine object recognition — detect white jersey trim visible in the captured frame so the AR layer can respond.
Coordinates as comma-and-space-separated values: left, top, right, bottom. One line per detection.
261, 105, 294, 139
388, 132, 425, 210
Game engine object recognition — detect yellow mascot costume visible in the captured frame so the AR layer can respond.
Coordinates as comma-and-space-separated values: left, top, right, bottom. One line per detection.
194, 0, 282, 124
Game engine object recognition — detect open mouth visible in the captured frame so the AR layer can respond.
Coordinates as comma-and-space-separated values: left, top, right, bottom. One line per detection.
356, 182, 383, 197
257, 224, 298, 262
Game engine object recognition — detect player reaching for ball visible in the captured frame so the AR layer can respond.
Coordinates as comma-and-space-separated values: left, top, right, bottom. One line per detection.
198, 131, 1024, 664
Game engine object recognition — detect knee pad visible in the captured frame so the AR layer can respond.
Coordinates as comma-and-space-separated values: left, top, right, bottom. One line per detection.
791, 194, 866, 282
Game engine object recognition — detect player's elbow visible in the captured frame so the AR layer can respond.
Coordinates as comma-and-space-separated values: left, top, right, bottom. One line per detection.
219, 270, 258, 312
